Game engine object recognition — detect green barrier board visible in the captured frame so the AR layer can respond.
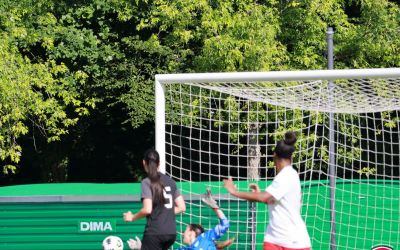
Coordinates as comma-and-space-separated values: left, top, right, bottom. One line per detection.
0, 181, 398, 250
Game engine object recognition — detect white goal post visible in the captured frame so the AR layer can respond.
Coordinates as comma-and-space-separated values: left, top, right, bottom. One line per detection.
155, 68, 400, 249
156, 68, 400, 171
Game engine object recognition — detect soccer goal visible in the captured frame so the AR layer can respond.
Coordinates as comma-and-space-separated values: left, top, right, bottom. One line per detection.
155, 68, 400, 250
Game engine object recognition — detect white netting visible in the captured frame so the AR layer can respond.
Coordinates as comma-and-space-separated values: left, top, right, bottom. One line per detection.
157, 70, 400, 250
184, 78, 400, 113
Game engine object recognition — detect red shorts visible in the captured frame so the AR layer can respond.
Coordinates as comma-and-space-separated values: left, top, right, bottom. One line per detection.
263, 242, 311, 250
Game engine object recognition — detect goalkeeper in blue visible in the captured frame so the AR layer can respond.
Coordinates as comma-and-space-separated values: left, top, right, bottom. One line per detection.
127, 189, 234, 250
177, 189, 231, 250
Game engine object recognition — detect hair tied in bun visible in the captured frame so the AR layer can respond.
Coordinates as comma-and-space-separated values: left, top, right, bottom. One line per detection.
284, 131, 297, 146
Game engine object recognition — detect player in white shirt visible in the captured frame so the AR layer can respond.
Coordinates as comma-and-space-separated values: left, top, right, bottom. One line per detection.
223, 131, 311, 250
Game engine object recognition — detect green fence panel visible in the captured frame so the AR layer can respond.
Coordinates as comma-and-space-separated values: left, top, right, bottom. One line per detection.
0, 181, 398, 250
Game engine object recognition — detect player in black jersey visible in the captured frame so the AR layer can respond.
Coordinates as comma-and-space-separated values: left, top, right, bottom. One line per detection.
123, 149, 186, 250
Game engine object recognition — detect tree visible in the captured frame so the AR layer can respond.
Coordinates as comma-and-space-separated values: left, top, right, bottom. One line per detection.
1, 0, 161, 182
1, 0, 399, 183
0, 2, 92, 176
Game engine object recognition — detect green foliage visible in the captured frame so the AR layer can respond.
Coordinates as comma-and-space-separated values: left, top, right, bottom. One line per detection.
141, 0, 287, 71
0, 36, 87, 173
338, 0, 400, 68
1, 0, 400, 181
279, 0, 351, 69
0, 1, 92, 174
357, 167, 377, 176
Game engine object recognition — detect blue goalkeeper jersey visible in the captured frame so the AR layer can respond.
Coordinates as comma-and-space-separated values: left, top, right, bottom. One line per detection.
177, 217, 229, 250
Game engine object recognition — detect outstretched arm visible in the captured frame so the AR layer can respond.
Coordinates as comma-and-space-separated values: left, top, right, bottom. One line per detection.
213, 207, 225, 220
201, 189, 230, 241
203, 208, 229, 241
223, 177, 275, 204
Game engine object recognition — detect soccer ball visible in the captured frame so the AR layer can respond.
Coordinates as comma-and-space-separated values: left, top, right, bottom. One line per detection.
102, 235, 124, 250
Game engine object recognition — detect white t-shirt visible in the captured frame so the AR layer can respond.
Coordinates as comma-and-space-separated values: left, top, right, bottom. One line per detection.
264, 165, 311, 248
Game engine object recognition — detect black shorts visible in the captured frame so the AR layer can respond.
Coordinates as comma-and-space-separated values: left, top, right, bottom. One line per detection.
141, 234, 176, 250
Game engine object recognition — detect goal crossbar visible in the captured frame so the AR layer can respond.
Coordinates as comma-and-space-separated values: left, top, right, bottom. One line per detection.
155, 68, 400, 83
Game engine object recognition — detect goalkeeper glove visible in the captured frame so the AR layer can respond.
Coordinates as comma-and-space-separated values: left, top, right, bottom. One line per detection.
127, 236, 141, 250
201, 188, 219, 209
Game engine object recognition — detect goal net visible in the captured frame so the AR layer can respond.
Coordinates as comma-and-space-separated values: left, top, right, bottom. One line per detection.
155, 69, 400, 250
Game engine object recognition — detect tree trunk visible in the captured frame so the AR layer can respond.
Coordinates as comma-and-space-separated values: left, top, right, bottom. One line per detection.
248, 123, 260, 181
